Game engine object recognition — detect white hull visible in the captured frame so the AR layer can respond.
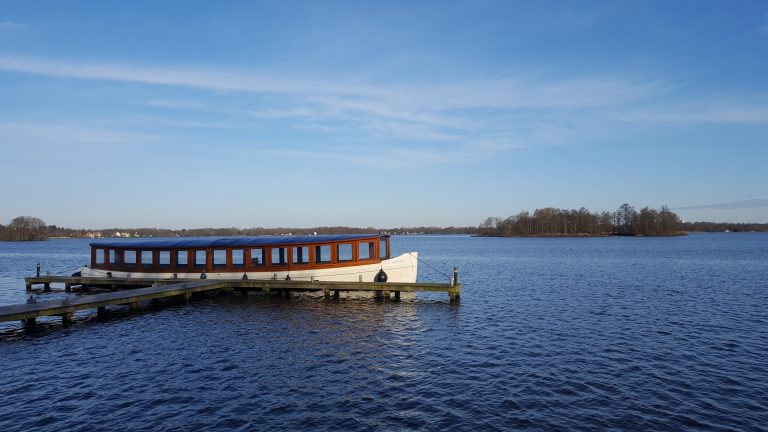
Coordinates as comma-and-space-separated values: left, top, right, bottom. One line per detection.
80, 252, 418, 283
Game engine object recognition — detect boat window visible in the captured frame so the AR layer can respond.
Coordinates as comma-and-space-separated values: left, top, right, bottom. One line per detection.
271, 247, 287, 266
95, 249, 105, 265
232, 249, 244, 267
359, 241, 374, 260
293, 246, 309, 265
250, 248, 264, 266
141, 251, 153, 268
109, 250, 119, 265
213, 249, 227, 268
124, 250, 137, 265
315, 245, 331, 264
337, 243, 353, 262
194, 250, 207, 268
159, 251, 171, 268
176, 250, 188, 267
380, 238, 388, 259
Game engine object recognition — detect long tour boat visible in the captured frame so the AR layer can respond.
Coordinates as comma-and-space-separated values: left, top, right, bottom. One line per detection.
79, 234, 418, 283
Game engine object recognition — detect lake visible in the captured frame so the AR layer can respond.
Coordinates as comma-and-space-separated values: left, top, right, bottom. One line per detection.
1, 234, 766, 431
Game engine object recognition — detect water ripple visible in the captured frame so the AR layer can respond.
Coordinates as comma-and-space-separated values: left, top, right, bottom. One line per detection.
1, 235, 767, 430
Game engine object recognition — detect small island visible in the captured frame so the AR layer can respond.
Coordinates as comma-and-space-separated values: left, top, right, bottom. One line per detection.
478, 204, 685, 237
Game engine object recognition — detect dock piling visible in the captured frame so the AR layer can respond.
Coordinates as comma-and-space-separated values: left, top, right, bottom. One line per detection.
4, 276, 463, 333
60, 311, 74, 327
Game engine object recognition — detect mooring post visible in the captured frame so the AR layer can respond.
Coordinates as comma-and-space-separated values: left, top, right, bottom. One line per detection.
36, 263, 40, 277
453, 267, 459, 287
394, 291, 401, 301
65, 283, 72, 292
26, 282, 32, 292
43, 282, 50, 292
23, 318, 36, 331
97, 306, 107, 319
333, 290, 340, 299
324, 288, 330, 299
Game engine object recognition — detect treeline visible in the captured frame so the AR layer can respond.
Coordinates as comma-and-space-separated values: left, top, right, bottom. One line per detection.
680, 221, 768, 232
478, 204, 684, 237
0, 216, 48, 241
0, 216, 476, 241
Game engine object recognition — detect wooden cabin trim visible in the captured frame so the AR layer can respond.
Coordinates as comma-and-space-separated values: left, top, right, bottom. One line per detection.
89, 236, 391, 273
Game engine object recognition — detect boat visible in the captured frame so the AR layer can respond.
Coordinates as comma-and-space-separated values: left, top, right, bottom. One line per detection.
79, 234, 418, 283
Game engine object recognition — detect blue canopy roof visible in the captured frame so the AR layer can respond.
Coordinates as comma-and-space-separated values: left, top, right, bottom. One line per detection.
90, 234, 384, 249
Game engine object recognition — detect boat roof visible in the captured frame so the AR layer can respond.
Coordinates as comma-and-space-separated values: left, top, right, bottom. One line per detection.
90, 234, 385, 249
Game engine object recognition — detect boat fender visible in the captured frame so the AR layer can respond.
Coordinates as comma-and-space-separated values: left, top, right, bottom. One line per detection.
106, 272, 112, 278
200, 272, 207, 279
242, 273, 248, 280
375, 269, 388, 283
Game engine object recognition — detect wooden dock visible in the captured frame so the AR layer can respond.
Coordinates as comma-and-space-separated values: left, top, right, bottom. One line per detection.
2, 276, 461, 331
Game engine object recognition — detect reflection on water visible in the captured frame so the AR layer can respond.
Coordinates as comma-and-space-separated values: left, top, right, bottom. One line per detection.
0, 234, 767, 431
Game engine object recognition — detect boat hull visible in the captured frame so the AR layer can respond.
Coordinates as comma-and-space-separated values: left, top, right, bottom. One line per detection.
79, 252, 418, 283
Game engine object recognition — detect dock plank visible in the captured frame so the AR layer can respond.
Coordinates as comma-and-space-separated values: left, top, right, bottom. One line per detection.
5, 275, 461, 326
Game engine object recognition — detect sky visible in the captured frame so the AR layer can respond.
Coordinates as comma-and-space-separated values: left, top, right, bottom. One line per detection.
0, 1, 767, 229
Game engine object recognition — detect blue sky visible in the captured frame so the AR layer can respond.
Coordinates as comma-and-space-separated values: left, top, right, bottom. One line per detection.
1, 1, 767, 229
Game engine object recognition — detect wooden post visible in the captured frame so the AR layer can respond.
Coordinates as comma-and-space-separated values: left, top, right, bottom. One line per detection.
382, 290, 390, 300
43, 282, 51, 292
97, 306, 107, 319
26, 282, 32, 292
394, 291, 401, 301
333, 290, 340, 299
324, 288, 331, 299
65, 283, 72, 292
449, 286, 461, 302
23, 317, 36, 331
61, 311, 74, 327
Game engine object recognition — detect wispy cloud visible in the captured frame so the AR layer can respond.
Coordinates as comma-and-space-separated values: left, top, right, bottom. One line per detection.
1, 55, 762, 168
0, 121, 157, 145
0, 56, 655, 113
247, 107, 316, 119
0, 21, 25, 30
612, 103, 768, 125
676, 199, 768, 210
144, 98, 205, 109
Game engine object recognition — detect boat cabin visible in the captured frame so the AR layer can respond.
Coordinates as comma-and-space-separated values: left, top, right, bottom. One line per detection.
89, 234, 391, 273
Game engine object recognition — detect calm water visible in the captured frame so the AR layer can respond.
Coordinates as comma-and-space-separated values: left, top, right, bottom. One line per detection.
0, 234, 766, 431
